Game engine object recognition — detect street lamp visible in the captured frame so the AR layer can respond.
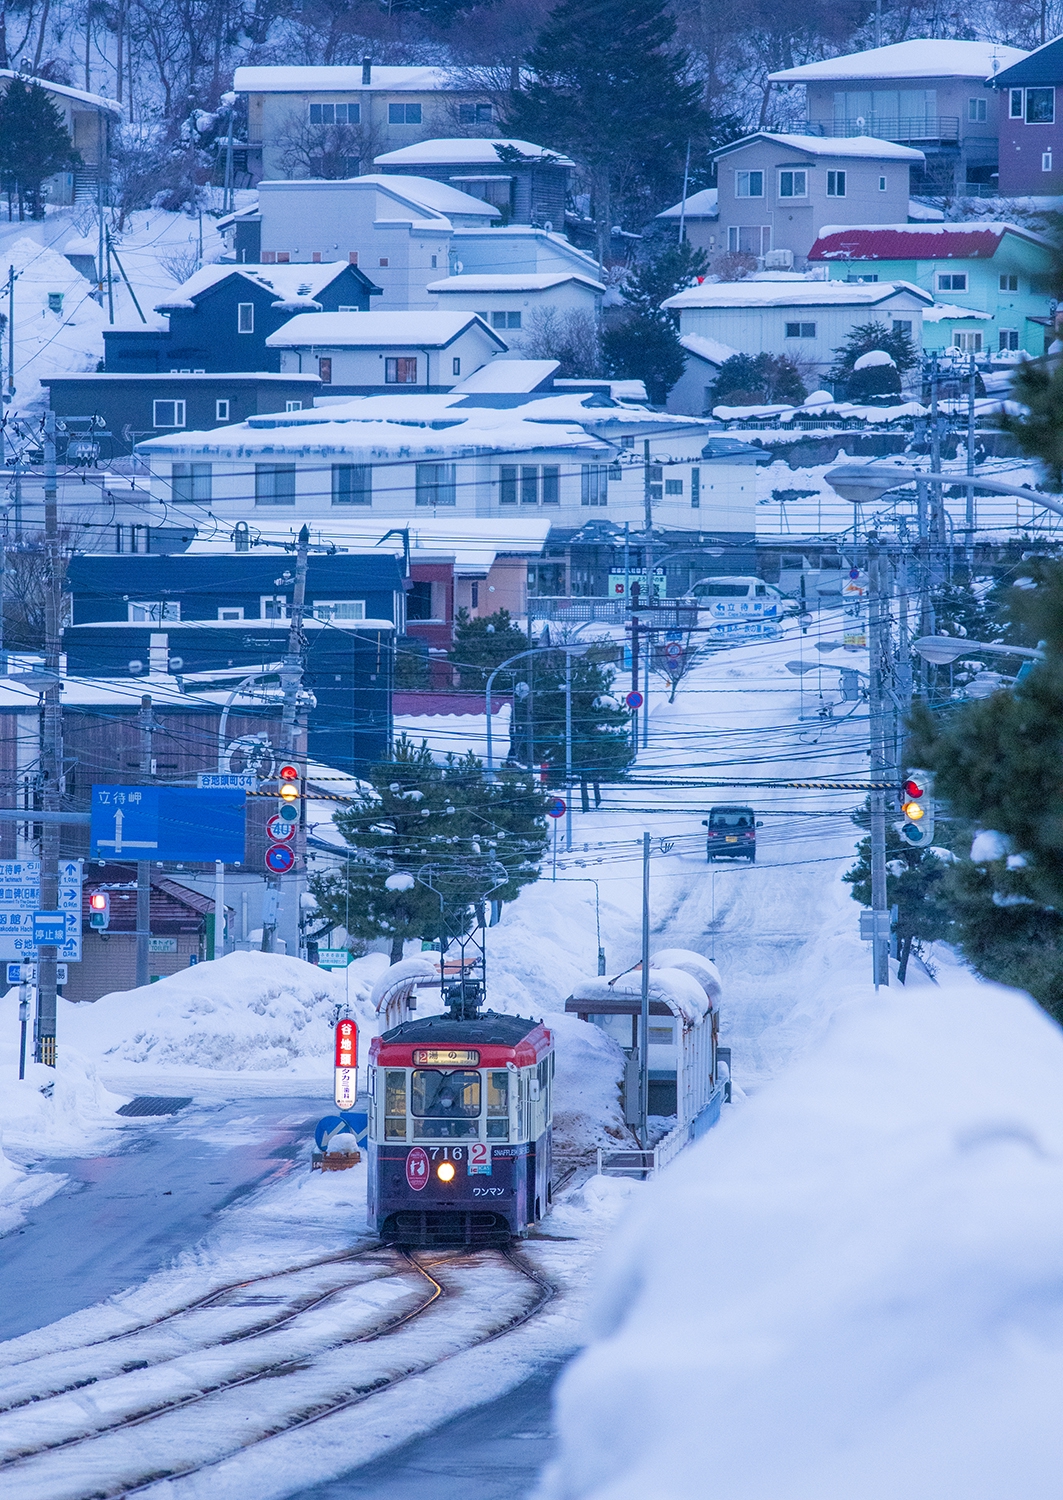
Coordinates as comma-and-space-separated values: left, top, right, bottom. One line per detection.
825, 462, 1063, 520
912, 634, 1043, 665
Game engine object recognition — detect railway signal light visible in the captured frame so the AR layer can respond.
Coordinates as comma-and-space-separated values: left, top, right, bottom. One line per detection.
899, 770, 935, 847
88, 891, 110, 930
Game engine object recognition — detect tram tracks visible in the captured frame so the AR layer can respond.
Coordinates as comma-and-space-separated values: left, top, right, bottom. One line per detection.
0, 1244, 557, 1500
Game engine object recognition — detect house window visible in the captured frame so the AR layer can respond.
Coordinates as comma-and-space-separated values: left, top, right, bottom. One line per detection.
785, 322, 816, 338
727, 225, 771, 254
938, 273, 967, 291
691, 467, 700, 508
892, 320, 913, 336
541, 466, 559, 504
286, 400, 302, 411
215, 399, 230, 422
459, 103, 493, 123
1027, 87, 1055, 123
386, 356, 418, 383
581, 464, 609, 507
313, 600, 367, 622
309, 101, 360, 124
879, 175, 887, 190
999, 273, 1019, 291
999, 329, 1019, 350
255, 463, 296, 506
405, 580, 434, 620
471, 582, 479, 608
953, 331, 983, 352
237, 302, 254, 333
1044, 150, 1054, 171
48, 292, 63, 313
826, 170, 846, 197
218, 607, 244, 620
331, 463, 371, 505
416, 462, 456, 506
968, 97, 987, 122
502, 459, 560, 506
1010, 88, 1024, 118
665, 478, 683, 494
261, 595, 288, 619
491, 310, 521, 328
452, 356, 461, 376
777, 169, 807, 198
520, 465, 539, 504
318, 357, 332, 384
735, 170, 764, 197
379, 257, 389, 267
153, 399, 185, 427
388, 102, 422, 124
128, 601, 179, 622
171, 461, 211, 502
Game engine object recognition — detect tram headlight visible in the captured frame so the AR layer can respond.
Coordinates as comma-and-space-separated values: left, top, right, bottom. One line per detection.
437, 1161, 456, 1182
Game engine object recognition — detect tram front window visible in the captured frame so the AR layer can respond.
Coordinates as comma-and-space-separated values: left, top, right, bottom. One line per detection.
412, 1069, 481, 1138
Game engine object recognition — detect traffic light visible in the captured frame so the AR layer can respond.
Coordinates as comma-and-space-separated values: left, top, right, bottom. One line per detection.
899, 770, 935, 848
276, 763, 302, 825
88, 891, 110, 930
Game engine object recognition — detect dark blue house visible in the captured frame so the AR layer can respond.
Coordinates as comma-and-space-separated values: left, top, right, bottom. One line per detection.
104, 261, 382, 375
64, 548, 404, 771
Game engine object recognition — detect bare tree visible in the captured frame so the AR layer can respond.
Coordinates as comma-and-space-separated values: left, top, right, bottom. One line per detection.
272, 108, 385, 179
512, 306, 602, 376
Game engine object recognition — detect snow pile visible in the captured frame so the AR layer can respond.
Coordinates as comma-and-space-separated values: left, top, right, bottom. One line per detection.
538, 969, 1063, 1499
61, 951, 377, 1078
853, 348, 895, 369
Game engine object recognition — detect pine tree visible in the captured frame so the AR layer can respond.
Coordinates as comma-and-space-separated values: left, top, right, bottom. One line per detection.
448, 608, 530, 688
709, 353, 807, 407
827, 319, 917, 394
0, 80, 79, 220
510, 645, 634, 782
506, 0, 704, 257
309, 736, 550, 964
602, 241, 711, 405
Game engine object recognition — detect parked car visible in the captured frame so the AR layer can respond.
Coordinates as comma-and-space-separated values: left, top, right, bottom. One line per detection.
681, 576, 785, 639
702, 804, 761, 862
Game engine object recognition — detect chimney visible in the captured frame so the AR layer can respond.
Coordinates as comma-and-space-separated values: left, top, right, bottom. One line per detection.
362, 57, 372, 85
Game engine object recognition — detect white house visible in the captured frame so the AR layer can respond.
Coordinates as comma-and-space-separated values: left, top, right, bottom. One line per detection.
656, 188, 720, 256
426, 272, 604, 338
265, 310, 507, 392
136, 389, 757, 537
662, 273, 933, 375
667, 333, 741, 417
255, 175, 499, 308
448, 225, 602, 279
373, 137, 574, 226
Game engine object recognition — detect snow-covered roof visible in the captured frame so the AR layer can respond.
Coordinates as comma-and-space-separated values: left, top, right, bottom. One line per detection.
350, 173, 499, 219
153, 260, 355, 312
374, 138, 574, 168
234, 65, 462, 94
664, 278, 934, 310
452, 359, 559, 392
907, 199, 945, 221
922, 302, 994, 322
657, 188, 719, 220
649, 949, 723, 1008
679, 333, 740, 366
0, 68, 121, 113
265, 310, 505, 349
426, 272, 605, 293
810, 223, 1051, 260
989, 34, 1063, 87
767, 39, 1026, 84
183, 516, 554, 569
569, 969, 714, 1026
715, 132, 924, 162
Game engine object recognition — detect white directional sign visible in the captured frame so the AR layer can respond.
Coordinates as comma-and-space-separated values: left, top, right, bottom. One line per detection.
0, 860, 83, 961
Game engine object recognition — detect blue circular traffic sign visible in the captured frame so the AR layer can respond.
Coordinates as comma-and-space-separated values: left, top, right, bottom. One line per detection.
625, 690, 644, 709
265, 844, 296, 873
547, 798, 567, 819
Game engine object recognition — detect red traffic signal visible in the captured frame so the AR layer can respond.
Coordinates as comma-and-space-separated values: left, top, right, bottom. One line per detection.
88, 891, 110, 929
279, 764, 299, 781
903, 778, 925, 799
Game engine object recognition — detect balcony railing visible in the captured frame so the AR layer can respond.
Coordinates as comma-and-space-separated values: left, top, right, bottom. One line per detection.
805, 117, 961, 144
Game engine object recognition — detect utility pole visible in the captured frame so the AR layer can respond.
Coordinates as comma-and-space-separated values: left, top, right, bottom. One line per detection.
35, 411, 62, 1064
629, 587, 640, 754
263, 525, 309, 955
564, 650, 573, 852
642, 441, 654, 750
867, 538, 891, 989
639, 831, 651, 1146
6, 265, 14, 404
966, 354, 977, 545
224, 104, 235, 215
136, 693, 153, 987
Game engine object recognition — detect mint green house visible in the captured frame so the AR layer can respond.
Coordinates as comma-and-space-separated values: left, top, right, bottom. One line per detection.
808, 223, 1052, 356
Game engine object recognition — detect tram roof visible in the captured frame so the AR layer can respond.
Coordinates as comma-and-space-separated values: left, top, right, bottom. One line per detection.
380, 1011, 547, 1047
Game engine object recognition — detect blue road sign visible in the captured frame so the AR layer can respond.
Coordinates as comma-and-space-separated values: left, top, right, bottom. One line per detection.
91, 786, 246, 864
625, 690, 644, 709
265, 844, 295, 874
33, 911, 67, 945
546, 797, 567, 819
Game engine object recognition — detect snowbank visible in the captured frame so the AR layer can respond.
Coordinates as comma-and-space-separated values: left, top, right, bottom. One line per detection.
537, 970, 1063, 1499
61, 951, 376, 1078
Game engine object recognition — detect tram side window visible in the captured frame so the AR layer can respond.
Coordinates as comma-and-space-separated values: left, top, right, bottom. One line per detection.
412, 1069, 481, 1138
487, 1070, 510, 1139
384, 1070, 407, 1140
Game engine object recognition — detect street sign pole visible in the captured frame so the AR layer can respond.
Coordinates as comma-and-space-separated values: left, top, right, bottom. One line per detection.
640, 831, 651, 1146
263, 524, 309, 957
18, 980, 29, 1079
36, 409, 62, 1066
136, 693, 153, 988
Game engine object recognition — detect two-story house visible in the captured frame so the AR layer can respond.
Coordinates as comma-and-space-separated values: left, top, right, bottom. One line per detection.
265, 311, 508, 394
768, 38, 1027, 197
808, 222, 1053, 354
986, 37, 1063, 195
713, 133, 924, 264
0, 69, 120, 206
374, 138, 573, 227
103, 261, 381, 373
235, 62, 501, 184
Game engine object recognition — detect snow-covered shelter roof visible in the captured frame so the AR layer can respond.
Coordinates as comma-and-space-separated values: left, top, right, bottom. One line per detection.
767, 39, 1026, 83
374, 138, 574, 168
568, 969, 714, 1027
810, 223, 1052, 261
234, 65, 462, 94
426, 272, 605, 293
154, 261, 354, 313
0, 68, 121, 113
265, 310, 506, 349
679, 333, 740, 367
657, 188, 719, 221
663, 278, 933, 311
650, 950, 723, 1009
452, 359, 559, 392
714, 132, 924, 162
